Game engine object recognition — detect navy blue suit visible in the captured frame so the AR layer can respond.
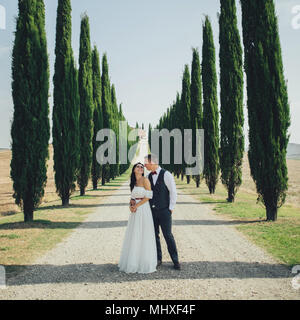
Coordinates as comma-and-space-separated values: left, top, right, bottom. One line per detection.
148, 168, 179, 264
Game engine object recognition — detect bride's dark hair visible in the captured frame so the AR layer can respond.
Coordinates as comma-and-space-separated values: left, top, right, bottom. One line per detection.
130, 162, 144, 191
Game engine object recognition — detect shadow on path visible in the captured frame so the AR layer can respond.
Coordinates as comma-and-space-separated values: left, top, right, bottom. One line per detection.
5, 260, 291, 286
0, 218, 265, 230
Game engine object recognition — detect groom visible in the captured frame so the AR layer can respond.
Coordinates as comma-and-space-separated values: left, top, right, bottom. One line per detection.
143, 153, 180, 270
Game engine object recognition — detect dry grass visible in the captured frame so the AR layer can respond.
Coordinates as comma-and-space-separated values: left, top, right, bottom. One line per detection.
0, 144, 131, 267
0, 145, 58, 216
239, 152, 300, 208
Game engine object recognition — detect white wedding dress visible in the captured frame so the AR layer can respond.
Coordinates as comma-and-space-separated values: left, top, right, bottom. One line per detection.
118, 186, 157, 273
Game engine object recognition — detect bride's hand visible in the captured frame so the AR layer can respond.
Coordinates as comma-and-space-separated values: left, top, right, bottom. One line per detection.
130, 199, 136, 207
129, 205, 136, 213
131, 204, 138, 212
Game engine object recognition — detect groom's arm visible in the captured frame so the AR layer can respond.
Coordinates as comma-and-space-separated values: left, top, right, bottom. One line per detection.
164, 171, 177, 212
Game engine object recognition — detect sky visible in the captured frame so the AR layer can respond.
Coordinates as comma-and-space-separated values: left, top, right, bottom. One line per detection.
0, 0, 299, 149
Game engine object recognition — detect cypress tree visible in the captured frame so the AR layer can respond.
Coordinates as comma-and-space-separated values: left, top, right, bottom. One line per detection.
101, 53, 111, 185
240, 0, 290, 221
111, 84, 120, 179
191, 48, 203, 129
118, 104, 132, 175
118, 104, 126, 175
77, 14, 94, 196
219, 0, 244, 202
180, 65, 191, 183
173, 92, 182, 179
190, 47, 203, 188
202, 16, 220, 194
53, 0, 80, 206
169, 101, 177, 175
148, 123, 152, 152
11, 0, 50, 222
166, 106, 172, 173
91, 46, 103, 190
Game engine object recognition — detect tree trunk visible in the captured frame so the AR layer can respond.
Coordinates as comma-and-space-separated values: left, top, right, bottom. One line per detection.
24, 199, 34, 222
186, 175, 190, 184
102, 169, 105, 185
80, 187, 85, 196
93, 179, 98, 190
209, 182, 215, 194
62, 196, 69, 207
195, 175, 200, 188
227, 185, 235, 202
227, 194, 234, 203
266, 206, 277, 221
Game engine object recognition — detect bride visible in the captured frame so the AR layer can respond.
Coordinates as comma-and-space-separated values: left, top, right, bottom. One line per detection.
118, 162, 157, 273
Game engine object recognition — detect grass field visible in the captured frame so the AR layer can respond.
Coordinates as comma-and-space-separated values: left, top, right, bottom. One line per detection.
175, 153, 300, 266
0, 144, 131, 274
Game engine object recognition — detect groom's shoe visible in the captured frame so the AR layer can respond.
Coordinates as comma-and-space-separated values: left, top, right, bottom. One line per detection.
157, 260, 162, 267
173, 262, 181, 270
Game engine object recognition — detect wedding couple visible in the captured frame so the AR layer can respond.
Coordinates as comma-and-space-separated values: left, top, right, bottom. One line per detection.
118, 153, 181, 273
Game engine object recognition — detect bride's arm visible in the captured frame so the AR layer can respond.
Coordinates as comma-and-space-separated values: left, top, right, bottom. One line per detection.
133, 178, 153, 209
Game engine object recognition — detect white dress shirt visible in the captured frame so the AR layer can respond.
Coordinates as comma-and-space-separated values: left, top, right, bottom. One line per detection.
148, 166, 177, 211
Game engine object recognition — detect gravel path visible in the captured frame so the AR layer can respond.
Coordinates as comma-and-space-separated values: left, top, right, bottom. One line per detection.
0, 141, 299, 300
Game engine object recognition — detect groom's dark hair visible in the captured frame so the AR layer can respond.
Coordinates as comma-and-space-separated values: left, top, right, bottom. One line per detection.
145, 153, 159, 164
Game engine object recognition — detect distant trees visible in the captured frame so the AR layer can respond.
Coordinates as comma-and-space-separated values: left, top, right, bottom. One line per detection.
148, 123, 152, 152
152, 17, 220, 194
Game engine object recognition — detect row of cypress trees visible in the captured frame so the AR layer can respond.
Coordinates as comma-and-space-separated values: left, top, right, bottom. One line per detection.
150, 16, 219, 192
151, 0, 290, 221
10, 0, 135, 222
